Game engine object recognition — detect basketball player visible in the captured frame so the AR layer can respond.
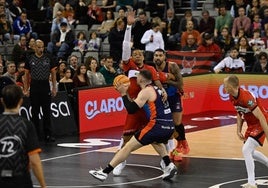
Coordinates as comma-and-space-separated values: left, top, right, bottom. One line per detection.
223, 75, 268, 188
89, 70, 177, 181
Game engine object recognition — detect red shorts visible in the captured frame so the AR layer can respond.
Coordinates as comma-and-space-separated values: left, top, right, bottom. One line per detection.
123, 108, 148, 136
245, 124, 265, 146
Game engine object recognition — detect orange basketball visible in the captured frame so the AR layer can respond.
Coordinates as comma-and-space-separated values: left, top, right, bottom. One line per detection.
113, 75, 130, 88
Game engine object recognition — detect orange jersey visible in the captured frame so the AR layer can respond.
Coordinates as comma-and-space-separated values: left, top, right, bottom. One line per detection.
123, 58, 159, 99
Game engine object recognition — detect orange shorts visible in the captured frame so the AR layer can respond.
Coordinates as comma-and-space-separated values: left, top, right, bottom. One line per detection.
245, 124, 265, 146
123, 108, 148, 136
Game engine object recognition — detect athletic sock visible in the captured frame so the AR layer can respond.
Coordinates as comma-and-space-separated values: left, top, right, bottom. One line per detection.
162, 155, 171, 166
103, 164, 114, 174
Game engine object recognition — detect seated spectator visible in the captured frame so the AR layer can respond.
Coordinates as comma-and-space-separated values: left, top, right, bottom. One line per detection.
51, 10, 68, 34
199, 10, 215, 36
75, 0, 89, 24
230, 0, 251, 18
214, 5, 233, 38
216, 26, 235, 57
12, 34, 27, 65
197, 33, 222, 69
58, 67, 74, 96
214, 47, 245, 73
13, 11, 37, 40
99, 56, 117, 85
15, 61, 25, 89
72, 63, 90, 88
25, 37, 35, 58
251, 13, 262, 36
68, 54, 79, 78
47, 22, 75, 61
181, 34, 198, 52
86, 57, 106, 86
87, 31, 101, 51
0, 13, 16, 44
73, 31, 88, 53
180, 20, 202, 48
100, 0, 117, 12
62, 3, 76, 27
86, 0, 103, 29
178, 10, 199, 35
0, 2, 13, 24
9, 0, 23, 21
248, 28, 265, 54
97, 10, 115, 40
252, 51, 268, 73
3, 60, 16, 83
236, 36, 255, 72
232, 6, 251, 38
56, 60, 67, 82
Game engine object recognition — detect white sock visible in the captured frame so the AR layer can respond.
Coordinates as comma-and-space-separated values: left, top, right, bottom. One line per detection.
165, 139, 175, 153
242, 137, 259, 185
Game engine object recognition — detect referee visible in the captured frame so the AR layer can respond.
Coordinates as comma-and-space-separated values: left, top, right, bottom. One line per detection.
24, 39, 57, 143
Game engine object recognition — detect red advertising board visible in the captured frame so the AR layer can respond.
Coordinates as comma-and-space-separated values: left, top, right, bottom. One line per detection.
78, 86, 127, 133
78, 74, 268, 133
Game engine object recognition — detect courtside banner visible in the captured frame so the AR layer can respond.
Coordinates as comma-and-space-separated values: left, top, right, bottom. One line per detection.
167, 51, 215, 74
182, 74, 268, 115
78, 86, 127, 133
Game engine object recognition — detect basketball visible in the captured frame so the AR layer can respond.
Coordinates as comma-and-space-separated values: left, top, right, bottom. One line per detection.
113, 75, 130, 88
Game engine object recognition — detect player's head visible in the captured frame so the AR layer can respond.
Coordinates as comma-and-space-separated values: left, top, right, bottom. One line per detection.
131, 49, 144, 66
223, 75, 239, 95
137, 69, 152, 86
153, 48, 166, 66
1, 84, 23, 109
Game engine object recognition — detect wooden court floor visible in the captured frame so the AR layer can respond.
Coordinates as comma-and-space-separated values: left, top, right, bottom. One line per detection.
33, 111, 268, 188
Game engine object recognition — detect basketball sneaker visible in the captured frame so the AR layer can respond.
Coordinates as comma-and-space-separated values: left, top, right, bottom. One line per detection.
162, 162, 177, 180
181, 140, 190, 155
242, 183, 258, 188
89, 168, 108, 181
112, 160, 126, 175
170, 148, 182, 161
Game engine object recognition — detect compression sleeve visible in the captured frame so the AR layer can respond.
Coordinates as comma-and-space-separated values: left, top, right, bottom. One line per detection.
122, 25, 132, 61
122, 95, 140, 114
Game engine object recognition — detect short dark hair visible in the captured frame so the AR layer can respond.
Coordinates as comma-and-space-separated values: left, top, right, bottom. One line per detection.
139, 70, 152, 81
1, 84, 23, 109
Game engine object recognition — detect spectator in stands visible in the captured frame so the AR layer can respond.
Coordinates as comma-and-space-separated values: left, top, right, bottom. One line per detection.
56, 60, 67, 82
181, 34, 198, 52
116, 0, 133, 11
180, 20, 202, 48
214, 47, 245, 73
261, 7, 268, 35
73, 31, 87, 53
197, 33, 222, 68
99, 56, 117, 85
248, 28, 265, 54
12, 34, 27, 65
86, 57, 106, 86
132, 11, 151, 51
52, 0, 79, 19
0, 58, 4, 76
108, 18, 125, 65
251, 13, 262, 35
214, 0, 233, 10
25, 37, 36, 58
86, 0, 103, 30
0, 2, 13, 24
15, 61, 25, 89
178, 10, 199, 35
232, 7, 251, 38
97, 9, 115, 39
100, 0, 117, 12
163, 8, 180, 50
74, 0, 88, 24
249, 0, 260, 21
252, 51, 268, 73
13, 11, 38, 40
0, 13, 16, 44
62, 3, 76, 27
145, 0, 165, 18
47, 22, 75, 61
115, 7, 127, 26
58, 67, 74, 107
236, 36, 256, 71
199, 10, 215, 36
214, 4, 233, 38
216, 26, 235, 57
72, 63, 90, 88
3, 60, 16, 82
9, 0, 23, 21
141, 22, 165, 62
51, 10, 68, 34
87, 31, 101, 51
230, 0, 251, 18
68, 54, 79, 78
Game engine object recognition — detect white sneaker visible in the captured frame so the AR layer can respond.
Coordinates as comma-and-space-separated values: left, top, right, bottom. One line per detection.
162, 162, 177, 180
242, 183, 258, 188
112, 160, 126, 175
89, 169, 108, 181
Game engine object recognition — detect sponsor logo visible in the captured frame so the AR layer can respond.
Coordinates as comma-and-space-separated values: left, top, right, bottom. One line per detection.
219, 84, 268, 101
85, 97, 124, 119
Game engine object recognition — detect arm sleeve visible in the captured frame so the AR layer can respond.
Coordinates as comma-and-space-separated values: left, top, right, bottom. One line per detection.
122, 95, 140, 114
122, 25, 132, 61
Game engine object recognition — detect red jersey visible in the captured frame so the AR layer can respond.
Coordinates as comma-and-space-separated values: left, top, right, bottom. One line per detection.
123, 58, 159, 99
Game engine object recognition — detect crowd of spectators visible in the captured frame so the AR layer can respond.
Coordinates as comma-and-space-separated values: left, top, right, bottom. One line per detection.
0, 0, 268, 105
